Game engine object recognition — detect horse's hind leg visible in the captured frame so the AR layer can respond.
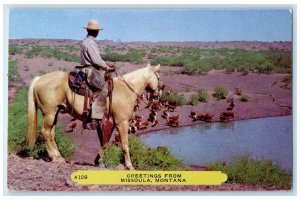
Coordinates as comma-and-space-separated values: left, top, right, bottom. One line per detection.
41, 114, 65, 162
117, 121, 134, 170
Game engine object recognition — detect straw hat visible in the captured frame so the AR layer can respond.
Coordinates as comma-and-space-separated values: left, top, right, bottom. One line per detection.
83, 19, 103, 30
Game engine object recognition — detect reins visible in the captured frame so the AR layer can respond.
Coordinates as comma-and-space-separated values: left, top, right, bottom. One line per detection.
114, 67, 149, 106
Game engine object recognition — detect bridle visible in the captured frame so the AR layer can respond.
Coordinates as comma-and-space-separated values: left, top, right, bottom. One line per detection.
114, 67, 161, 105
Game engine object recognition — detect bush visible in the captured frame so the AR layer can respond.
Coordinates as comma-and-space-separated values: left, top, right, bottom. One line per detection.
103, 48, 145, 64
8, 87, 75, 160
103, 144, 123, 168
207, 155, 291, 189
151, 56, 185, 67
25, 45, 80, 62
257, 62, 275, 74
103, 135, 188, 170
198, 89, 208, 102
9, 45, 22, 55
214, 86, 228, 100
189, 94, 199, 106
8, 60, 20, 82
148, 47, 292, 74
160, 92, 187, 106
240, 94, 250, 102
235, 87, 243, 96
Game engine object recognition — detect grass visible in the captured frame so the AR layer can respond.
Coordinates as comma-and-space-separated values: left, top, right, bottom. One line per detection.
207, 155, 291, 189
8, 87, 75, 160
8, 60, 20, 82
214, 86, 228, 100
103, 135, 188, 170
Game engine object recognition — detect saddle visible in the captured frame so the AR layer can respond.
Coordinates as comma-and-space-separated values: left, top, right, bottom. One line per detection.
68, 68, 114, 146
68, 69, 93, 129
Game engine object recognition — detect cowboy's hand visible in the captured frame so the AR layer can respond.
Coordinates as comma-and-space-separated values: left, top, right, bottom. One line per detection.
107, 63, 115, 72
107, 63, 115, 68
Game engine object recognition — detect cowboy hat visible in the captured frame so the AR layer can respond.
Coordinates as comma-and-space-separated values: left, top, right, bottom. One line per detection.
83, 19, 103, 30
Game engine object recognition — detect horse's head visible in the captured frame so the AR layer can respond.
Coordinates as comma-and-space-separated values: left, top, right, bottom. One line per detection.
146, 64, 164, 99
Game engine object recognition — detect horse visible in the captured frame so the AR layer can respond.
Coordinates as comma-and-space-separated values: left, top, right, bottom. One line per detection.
27, 64, 162, 170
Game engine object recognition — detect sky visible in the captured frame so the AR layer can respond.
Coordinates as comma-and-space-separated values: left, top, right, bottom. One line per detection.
9, 9, 292, 42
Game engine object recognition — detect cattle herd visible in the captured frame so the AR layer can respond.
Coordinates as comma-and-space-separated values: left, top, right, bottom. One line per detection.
128, 91, 236, 134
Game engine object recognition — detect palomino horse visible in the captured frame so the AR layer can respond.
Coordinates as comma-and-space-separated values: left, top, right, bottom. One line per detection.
27, 64, 161, 170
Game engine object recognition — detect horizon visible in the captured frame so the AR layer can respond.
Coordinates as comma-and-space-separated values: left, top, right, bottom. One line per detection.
9, 9, 292, 42
9, 38, 292, 43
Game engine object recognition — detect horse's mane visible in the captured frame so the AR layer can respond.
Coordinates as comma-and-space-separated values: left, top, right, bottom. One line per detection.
115, 67, 150, 86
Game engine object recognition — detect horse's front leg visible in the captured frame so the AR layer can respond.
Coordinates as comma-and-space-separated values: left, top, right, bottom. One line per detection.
117, 121, 135, 170
95, 125, 105, 168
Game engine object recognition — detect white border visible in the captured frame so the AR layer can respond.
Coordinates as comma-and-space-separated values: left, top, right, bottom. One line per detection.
1, 0, 299, 199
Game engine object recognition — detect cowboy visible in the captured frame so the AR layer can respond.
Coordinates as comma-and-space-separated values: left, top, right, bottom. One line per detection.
80, 19, 115, 130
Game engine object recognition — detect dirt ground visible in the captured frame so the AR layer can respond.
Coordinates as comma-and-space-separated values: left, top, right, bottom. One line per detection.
7, 40, 292, 192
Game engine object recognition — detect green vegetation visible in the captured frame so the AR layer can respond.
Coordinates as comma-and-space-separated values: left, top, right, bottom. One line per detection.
189, 94, 200, 106
25, 45, 80, 62
8, 60, 20, 82
207, 156, 291, 189
160, 92, 188, 106
214, 86, 228, 100
8, 87, 75, 159
189, 89, 209, 106
103, 135, 188, 170
197, 89, 209, 102
103, 47, 146, 64
15, 43, 291, 75
150, 47, 291, 74
9, 45, 23, 55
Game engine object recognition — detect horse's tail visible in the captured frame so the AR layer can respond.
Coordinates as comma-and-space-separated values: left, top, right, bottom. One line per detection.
27, 76, 40, 150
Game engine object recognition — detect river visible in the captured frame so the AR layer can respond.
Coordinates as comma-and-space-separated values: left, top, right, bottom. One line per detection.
139, 116, 293, 171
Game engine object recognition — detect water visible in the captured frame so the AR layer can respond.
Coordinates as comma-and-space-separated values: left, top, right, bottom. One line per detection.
139, 116, 293, 171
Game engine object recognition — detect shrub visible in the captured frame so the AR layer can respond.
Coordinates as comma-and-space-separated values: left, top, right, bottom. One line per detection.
103, 135, 188, 170
103, 48, 145, 64
257, 62, 275, 74
198, 89, 208, 102
25, 45, 80, 62
214, 86, 228, 100
160, 92, 187, 106
151, 56, 185, 67
103, 144, 123, 168
207, 155, 291, 189
235, 87, 243, 96
148, 47, 292, 75
189, 94, 199, 106
9, 45, 22, 55
8, 60, 20, 82
8, 87, 75, 160
240, 94, 250, 102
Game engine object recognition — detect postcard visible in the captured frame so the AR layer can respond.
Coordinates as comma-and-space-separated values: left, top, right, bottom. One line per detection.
6, 6, 293, 193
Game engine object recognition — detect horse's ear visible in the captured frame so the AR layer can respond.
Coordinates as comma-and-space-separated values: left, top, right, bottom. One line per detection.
153, 64, 160, 72
146, 64, 151, 68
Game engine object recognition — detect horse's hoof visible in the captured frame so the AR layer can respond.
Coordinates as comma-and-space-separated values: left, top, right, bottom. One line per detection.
52, 157, 66, 163
126, 165, 135, 171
